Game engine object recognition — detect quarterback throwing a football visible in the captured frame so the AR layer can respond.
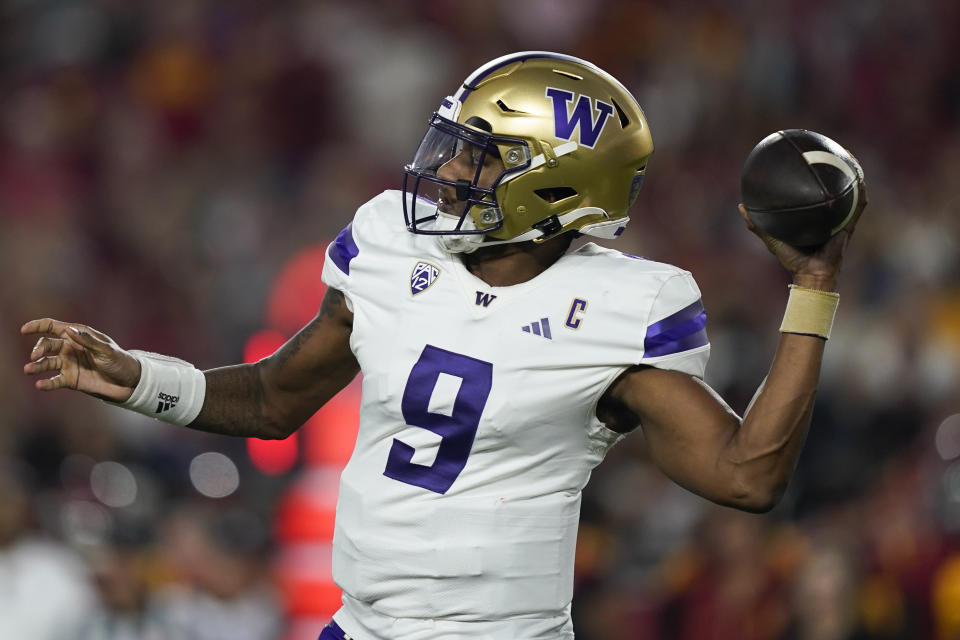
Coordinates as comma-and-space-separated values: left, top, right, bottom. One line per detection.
22, 52, 865, 639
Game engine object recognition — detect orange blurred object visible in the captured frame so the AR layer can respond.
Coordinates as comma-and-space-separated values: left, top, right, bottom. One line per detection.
267, 245, 330, 337
304, 383, 361, 467
243, 329, 299, 475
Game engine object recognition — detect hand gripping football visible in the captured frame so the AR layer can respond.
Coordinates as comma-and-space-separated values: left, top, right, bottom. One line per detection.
741, 129, 864, 247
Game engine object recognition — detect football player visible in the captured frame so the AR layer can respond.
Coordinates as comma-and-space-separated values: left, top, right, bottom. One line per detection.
22, 52, 865, 639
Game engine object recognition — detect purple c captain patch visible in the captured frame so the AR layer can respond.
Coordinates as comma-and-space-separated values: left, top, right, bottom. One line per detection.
410, 261, 440, 295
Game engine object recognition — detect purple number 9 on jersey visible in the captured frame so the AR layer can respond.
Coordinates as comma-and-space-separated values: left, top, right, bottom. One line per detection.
383, 345, 493, 494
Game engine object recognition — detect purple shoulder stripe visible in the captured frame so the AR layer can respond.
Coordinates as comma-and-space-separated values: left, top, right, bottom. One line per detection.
329, 222, 359, 275
643, 299, 708, 358
318, 621, 348, 640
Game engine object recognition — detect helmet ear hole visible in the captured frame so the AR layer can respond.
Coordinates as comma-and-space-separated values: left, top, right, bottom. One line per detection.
534, 187, 578, 203
465, 116, 492, 132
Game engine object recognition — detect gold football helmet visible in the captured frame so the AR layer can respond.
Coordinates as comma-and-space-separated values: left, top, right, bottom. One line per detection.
403, 51, 654, 253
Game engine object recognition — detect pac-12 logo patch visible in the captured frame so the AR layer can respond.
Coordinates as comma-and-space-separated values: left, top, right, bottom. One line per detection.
410, 261, 440, 295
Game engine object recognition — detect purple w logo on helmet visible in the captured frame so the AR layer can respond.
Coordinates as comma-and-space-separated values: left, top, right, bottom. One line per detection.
546, 88, 615, 149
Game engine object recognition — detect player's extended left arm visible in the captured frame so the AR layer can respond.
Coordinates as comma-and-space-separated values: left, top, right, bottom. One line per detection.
21, 288, 358, 440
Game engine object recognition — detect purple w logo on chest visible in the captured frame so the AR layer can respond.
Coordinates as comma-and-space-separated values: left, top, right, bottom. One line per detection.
545, 87, 614, 149
475, 291, 497, 307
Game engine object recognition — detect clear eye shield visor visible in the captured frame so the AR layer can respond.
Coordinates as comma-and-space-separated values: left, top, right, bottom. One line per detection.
402, 113, 531, 237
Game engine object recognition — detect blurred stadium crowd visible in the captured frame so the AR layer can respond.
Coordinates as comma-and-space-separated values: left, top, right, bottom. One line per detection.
1, 0, 958, 639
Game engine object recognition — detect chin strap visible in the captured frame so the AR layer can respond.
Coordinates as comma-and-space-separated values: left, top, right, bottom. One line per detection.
422, 185, 631, 253
435, 209, 630, 253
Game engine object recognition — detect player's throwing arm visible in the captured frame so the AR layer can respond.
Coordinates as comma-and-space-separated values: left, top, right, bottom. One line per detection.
601, 134, 867, 512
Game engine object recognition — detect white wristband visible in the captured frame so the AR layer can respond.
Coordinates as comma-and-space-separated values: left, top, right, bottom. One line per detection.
118, 350, 206, 426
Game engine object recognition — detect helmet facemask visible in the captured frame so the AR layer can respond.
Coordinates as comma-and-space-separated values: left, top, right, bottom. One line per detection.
403, 114, 531, 252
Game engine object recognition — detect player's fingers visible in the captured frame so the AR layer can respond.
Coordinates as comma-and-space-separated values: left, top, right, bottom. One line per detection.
20, 317, 72, 338
65, 326, 111, 356
21, 318, 113, 347
739, 204, 786, 253
834, 179, 869, 242
35, 372, 72, 392
83, 326, 113, 343
30, 337, 64, 360
738, 204, 757, 231
23, 355, 62, 375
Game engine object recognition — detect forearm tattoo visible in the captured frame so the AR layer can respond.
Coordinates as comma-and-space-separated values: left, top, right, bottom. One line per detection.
187, 288, 351, 439
319, 288, 347, 318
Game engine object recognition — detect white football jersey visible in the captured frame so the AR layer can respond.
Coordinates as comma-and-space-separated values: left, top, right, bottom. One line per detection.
320, 190, 709, 639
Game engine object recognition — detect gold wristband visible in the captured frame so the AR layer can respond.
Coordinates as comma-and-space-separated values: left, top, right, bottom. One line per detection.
779, 284, 840, 339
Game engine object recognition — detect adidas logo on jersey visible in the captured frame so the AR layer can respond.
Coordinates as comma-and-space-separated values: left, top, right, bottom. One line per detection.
521, 318, 552, 339
155, 392, 179, 414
